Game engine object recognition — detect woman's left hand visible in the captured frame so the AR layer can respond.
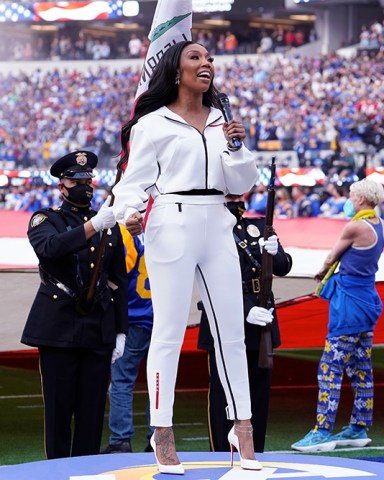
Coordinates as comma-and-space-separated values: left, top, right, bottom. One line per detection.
223, 119, 246, 147
125, 211, 143, 236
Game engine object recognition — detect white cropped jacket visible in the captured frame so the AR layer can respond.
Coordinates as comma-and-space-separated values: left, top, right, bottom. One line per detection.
113, 106, 259, 223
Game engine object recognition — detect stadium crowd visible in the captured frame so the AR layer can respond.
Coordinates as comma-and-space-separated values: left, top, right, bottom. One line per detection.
4, 180, 384, 222
2, 49, 384, 168
2, 26, 312, 62
1, 26, 384, 217
358, 19, 384, 53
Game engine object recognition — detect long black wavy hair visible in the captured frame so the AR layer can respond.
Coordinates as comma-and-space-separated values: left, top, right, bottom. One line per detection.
120, 40, 220, 164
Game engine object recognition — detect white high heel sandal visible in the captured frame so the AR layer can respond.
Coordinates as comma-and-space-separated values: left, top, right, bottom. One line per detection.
228, 425, 262, 471
150, 434, 185, 475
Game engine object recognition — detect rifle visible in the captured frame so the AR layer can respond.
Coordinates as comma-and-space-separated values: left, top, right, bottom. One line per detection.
258, 156, 276, 369
86, 166, 124, 305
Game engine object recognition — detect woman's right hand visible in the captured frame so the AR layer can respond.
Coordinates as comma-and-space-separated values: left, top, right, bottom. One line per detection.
125, 212, 143, 236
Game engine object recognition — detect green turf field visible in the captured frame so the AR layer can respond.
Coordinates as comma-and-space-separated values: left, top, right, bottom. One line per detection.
0, 347, 383, 466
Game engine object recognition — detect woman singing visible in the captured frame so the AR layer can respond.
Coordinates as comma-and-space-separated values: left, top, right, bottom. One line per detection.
113, 41, 260, 473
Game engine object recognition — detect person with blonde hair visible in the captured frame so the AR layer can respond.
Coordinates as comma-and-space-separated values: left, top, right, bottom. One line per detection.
292, 178, 384, 452
349, 177, 384, 205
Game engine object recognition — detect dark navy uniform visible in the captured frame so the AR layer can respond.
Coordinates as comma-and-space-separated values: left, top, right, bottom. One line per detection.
198, 200, 292, 452
21, 151, 128, 459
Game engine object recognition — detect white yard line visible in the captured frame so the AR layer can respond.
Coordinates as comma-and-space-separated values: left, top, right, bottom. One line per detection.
0, 394, 41, 399
2, 384, 383, 401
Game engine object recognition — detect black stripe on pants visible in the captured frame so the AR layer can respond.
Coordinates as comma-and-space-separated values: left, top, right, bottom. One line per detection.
207, 349, 272, 453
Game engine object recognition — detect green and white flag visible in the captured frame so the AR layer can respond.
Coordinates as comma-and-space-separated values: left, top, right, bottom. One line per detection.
136, 0, 193, 98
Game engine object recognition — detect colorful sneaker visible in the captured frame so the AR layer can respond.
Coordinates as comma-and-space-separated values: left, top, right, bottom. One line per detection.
291, 428, 336, 452
330, 425, 372, 448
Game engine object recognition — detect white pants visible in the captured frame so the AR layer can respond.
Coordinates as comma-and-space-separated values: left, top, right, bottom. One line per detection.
145, 194, 252, 426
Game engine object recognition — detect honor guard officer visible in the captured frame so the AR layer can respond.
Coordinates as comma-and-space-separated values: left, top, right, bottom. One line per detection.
21, 151, 128, 459
198, 194, 292, 453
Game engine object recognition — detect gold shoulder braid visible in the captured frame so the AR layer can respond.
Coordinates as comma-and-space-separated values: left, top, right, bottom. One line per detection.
315, 209, 377, 296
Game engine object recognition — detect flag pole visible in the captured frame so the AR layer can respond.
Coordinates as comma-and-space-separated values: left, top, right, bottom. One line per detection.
87, 0, 193, 302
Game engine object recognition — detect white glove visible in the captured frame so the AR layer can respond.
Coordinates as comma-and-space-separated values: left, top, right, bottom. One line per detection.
259, 235, 278, 256
111, 333, 126, 364
246, 306, 274, 326
91, 196, 116, 232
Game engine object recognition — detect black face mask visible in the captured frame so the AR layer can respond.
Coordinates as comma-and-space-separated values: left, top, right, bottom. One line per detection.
63, 184, 94, 206
226, 201, 246, 219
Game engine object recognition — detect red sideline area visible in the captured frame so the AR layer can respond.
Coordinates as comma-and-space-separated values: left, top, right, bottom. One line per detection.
1, 211, 382, 385
5, 284, 383, 354
182, 284, 384, 351
2, 287, 384, 387
0, 211, 347, 249
0, 210, 30, 237
277, 284, 384, 348
274, 217, 347, 249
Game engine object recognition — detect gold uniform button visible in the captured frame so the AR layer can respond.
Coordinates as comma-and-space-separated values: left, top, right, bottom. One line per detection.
111, 298, 114, 302
252, 267, 257, 272
109, 242, 112, 247
84, 216, 88, 222
90, 263, 95, 269
90, 246, 95, 252
237, 225, 242, 230
53, 294, 58, 300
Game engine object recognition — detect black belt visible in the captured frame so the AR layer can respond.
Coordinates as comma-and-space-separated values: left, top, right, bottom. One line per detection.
39, 267, 107, 302
242, 278, 261, 294
39, 267, 78, 299
171, 189, 224, 195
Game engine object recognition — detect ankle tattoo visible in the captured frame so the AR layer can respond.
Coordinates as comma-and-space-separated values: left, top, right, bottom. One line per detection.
155, 428, 178, 463
234, 424, 253, 433
156, 427, 174, 444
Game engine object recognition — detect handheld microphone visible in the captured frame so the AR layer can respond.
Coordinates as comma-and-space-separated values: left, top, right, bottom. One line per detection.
217, 92, 242, 149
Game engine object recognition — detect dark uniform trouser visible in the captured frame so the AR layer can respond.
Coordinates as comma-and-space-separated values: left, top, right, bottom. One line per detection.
208, 349, 272, 453
39, 347, 112, 459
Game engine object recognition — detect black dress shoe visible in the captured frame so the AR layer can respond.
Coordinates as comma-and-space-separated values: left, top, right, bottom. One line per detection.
100, 440, 132, 454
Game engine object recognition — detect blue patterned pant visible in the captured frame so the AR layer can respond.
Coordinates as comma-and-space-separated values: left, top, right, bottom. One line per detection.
315, 331, 374, 432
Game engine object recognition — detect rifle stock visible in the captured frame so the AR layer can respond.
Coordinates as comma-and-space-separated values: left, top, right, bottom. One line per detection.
258, 157, 276, 369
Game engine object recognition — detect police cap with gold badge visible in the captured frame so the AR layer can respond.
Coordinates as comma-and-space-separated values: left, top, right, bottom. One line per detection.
50, 151, 98, 180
